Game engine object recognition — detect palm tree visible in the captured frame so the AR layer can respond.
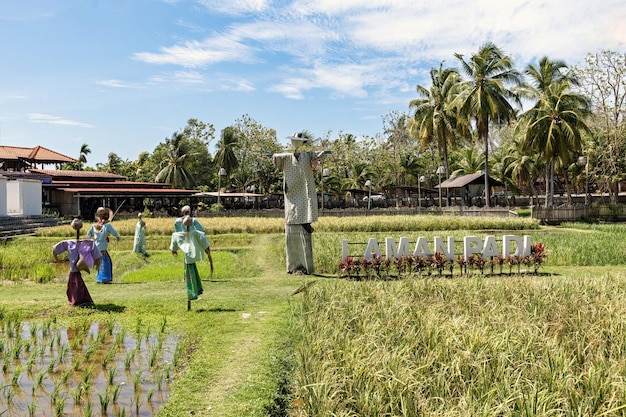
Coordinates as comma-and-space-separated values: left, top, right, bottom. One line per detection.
78, 143, 91, 170
502, 136, 542, 201
410, 64, 466, 178
449, 146, 484, 177
214, 126, 240, 187
520, 56, 590, 207
155, 132, 196, 189
454, 42, 523, 207
519, 81, 591, 207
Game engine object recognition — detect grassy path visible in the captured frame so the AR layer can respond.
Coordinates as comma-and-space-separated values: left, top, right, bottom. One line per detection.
159, 233, 302, 416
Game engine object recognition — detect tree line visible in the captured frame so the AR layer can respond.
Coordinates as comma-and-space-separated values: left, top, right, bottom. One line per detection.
67, 45, 626, 209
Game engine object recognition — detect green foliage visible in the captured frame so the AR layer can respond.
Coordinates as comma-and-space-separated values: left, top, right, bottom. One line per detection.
34, 264, 55, 283
292, 274, 626, 416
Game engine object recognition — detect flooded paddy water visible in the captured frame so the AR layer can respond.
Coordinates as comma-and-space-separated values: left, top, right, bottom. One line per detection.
0, 316, 182, 416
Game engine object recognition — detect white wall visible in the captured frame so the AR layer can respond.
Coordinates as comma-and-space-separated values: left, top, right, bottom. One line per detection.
0, 176, 6, 216
6, 179, 42, 216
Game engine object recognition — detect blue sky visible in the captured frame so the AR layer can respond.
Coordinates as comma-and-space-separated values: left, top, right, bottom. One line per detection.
1, 0, 625, 166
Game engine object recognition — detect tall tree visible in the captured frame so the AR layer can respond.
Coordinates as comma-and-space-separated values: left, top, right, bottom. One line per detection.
232, 115, 282, 194
572, 51, 626, 203
78, 143, 91, 170
410, 64, 466, 178
449, 146, 484, 177
519, 81, 591, 206
381, 111, 414, 207
520, 57, 591, 206
155, 132, 196, 189
454, 42, 523, 207
214, 126, 240, 182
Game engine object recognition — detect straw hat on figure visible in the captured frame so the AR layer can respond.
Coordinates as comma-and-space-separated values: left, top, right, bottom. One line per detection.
272, 132, 330, 275
52, 217, 102, 307
86, 207, 120, 284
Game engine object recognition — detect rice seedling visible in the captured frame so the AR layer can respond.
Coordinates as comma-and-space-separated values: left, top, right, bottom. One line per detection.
72, 356, 83, 372
133, 368, 143, 394
149, 345, 160, 368
61, 369, 70, 384
107, 366, 117, 385
98, 391, 110, 415
50, 380, 61, 405
10, 366, 21, 387
124, 347, 137, 370
84, 400, 92, 417
172, 338, 184, 368
71, 385, 84, 405
57, 345, 69, 363
83, 341, 98, 362
159, 316, 167, 334
104, 316, 115, 336
134, 318, 143, 339
53, 396, 66, 417
34, 370, 45, 390
27, 401, 36, 417
80, 367, 93, 392
4, 385, 15, 406
101, 345, 117, 368
46, 358, 56, 374
25, 355, 36, 374
1, 355, 10, 374
112, 382, 122, 403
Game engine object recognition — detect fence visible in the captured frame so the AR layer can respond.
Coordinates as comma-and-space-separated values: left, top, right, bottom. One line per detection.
531, 204, 626, 224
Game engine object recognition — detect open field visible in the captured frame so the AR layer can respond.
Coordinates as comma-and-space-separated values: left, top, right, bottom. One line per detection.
2, 215, 626, 416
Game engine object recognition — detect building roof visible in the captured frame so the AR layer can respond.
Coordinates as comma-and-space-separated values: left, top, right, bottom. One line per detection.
30, 169, 126, 180
0, 145, 76, 163
194, 192, 264, 199
55, 187, 197, 197
438, 172, 503, 189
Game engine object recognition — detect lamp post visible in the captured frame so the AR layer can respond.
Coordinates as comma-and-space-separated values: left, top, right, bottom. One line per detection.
577, 156, 589, 206
321, 168, 330, 214
436, 166, 445, 208
217, 167, 227, 205
418, 175, 425, 210
365, 180, 372, 210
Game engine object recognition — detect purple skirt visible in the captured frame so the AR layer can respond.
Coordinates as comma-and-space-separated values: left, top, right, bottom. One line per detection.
67, 271, 94, 306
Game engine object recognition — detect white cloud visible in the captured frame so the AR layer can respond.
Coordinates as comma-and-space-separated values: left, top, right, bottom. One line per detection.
173, 70, 205, 84
133, 35, 257, 67
29, 114, 94, 128
219, 77, 256, 92
137, 0, 626, 102
196, 0, 270, 15
96, 79, 142, 88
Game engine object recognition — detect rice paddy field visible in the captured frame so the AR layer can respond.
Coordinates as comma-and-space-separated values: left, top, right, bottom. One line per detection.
2, 214, 626, 416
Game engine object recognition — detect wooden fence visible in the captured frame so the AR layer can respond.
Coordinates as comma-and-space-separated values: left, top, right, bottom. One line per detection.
532, 204, 626, 224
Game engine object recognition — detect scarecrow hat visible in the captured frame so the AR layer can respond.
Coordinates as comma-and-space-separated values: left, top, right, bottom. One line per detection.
286, 132, 309, 148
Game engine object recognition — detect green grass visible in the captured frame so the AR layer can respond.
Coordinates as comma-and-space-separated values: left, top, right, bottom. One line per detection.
292, 272, 626, 416
2, 215, 626, 416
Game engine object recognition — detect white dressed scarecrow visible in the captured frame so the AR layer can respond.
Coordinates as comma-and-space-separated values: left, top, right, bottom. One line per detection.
272, 132, 329, 274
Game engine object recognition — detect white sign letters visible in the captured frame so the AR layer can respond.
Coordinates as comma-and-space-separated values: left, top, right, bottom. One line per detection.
341, 235, 532, 261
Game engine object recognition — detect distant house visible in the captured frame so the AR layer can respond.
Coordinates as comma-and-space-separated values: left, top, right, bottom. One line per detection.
0, 145, 76, 171
0, 146, 197, 218
437, 172, 504, 206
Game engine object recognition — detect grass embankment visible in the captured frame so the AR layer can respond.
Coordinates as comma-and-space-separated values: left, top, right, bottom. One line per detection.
2, 216, 625, 416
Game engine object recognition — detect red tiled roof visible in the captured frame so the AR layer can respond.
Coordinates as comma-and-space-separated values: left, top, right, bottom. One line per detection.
46, 180, 170, 189
30, 169, 126, 179
0, 145, 76, 163
56, 187, 197, 196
